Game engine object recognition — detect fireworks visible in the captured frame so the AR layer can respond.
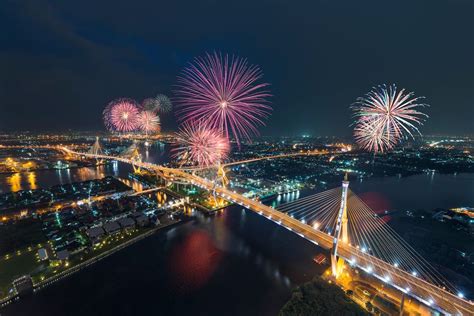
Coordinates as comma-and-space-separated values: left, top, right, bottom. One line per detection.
103, 98, 141, 132
138, 110, 161, 134
143, 94, 173, 113
354, 119, 396, 153
172, 123, 230, 167
154, 94, 173, 113
352, 84, 428, 153
175, 52, 272, 144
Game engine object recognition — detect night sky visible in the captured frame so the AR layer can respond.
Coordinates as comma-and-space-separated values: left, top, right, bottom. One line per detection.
1, 0, 473, 136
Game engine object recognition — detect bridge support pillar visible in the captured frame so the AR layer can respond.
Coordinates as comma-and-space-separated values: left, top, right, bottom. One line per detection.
399, 293, 405, 316
331, 174, 350, 277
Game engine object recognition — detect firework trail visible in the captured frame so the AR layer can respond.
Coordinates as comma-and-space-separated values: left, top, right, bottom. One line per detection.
352, 84, 428, 152
172, 123, 230, 167
138, 110, 161, 134
103, 98, 141, 132
175, 52, 272, 145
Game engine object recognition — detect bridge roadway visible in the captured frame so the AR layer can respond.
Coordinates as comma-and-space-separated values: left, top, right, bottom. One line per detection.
179, 149, 333, 171
58, 148, 474, 315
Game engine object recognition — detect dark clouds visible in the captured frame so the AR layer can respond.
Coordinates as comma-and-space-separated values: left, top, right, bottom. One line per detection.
1, 0, 473, 135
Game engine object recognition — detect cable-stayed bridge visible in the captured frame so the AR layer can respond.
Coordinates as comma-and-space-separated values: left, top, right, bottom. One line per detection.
4, 142, 472, 315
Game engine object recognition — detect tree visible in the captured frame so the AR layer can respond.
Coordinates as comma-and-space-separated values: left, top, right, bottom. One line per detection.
279, 277, 368, 316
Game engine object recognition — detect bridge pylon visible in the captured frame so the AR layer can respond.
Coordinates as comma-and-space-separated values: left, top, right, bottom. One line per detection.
88, 137, 104, 165
331, 173, 350, 277
211, 162, 228, 207
216, 162, 229, 188
131, 150, 142, 173
120, 141, 142, 173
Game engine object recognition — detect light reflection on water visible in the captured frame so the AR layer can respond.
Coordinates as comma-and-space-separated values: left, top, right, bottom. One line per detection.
6, 173, 22, 192
0, 142, 167, 194
0, 163, 130, 193
27, 172, 37, 190
270, 190, 303, 208
119, 178, 144, 192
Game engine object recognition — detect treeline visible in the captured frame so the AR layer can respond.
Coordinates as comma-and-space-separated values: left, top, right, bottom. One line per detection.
279, 277, 367, 316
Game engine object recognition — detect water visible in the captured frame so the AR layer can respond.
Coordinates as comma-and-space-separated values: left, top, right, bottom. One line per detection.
0, 142, 167, 193
349, 172, 474, 211
1, 144, 473, 315
2, 209, 325, 316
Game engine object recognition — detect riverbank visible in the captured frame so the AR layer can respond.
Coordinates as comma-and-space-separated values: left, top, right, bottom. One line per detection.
0, 218, 184, 309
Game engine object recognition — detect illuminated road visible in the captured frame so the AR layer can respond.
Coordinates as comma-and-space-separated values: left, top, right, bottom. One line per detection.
8, 145, 474, 315
179, 149, 334, 171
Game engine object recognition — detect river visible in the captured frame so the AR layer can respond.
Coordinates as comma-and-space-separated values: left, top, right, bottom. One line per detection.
1, 144, 473, 315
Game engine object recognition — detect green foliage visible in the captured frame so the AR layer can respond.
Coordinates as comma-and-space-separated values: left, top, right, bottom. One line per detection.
279, 277, 368, 316
0, 218, 46, 255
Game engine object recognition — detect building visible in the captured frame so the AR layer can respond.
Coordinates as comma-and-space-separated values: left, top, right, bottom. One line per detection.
56, 249, 70, 261
86, 226, 105, 243
37, 248, 49, 261
136, 215, 149, 227
103, 221, 121, 235
118, 217, 135, 230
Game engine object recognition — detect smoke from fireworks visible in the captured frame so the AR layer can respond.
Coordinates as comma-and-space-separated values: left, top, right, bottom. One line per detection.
103, 98, 141, 132
352, 84, 428, 153
175, 52, 272, 145
142, 98, 155, 111
172, 123, 230, 167
138, 110, 161, 134
143, 94, 173, 113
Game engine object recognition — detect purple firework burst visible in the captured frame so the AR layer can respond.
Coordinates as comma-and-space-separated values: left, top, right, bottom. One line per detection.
175, 52, 272, 145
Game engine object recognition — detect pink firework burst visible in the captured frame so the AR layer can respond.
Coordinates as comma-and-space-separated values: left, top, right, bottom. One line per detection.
172, 123, 230, 167
354, 118, 396, 153
175, 52, 272, 145
352, 84, 428, 153
138, 110, 161, 134
104, 98, 141, 132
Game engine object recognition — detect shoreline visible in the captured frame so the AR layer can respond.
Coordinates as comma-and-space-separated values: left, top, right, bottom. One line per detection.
0, 218, 186, 310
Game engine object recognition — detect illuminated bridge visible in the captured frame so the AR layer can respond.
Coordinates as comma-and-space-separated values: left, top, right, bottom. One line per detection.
4, 143, 472, 315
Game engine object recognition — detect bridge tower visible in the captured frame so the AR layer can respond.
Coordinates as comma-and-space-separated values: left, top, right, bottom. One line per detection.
121, 141, 142, 173
130, 149, 142, 173
211, 162, 228, 207
216, 162, 229, 188
88, 137, 104, 165
331, 173, 350, 277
